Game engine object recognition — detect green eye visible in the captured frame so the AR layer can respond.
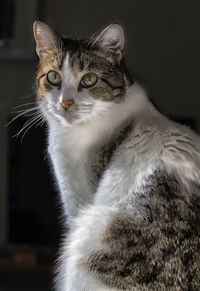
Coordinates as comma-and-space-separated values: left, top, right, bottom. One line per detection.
81, 73, 98, 88
47, 70, 61, 86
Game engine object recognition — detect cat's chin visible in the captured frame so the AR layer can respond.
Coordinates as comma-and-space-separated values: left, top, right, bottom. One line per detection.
55, 110, 79, 126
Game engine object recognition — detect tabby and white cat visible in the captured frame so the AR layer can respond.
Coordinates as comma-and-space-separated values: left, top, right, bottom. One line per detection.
33, 21, 200, 290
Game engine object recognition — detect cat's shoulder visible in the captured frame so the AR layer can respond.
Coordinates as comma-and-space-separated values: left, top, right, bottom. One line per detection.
114, 108, 200, 182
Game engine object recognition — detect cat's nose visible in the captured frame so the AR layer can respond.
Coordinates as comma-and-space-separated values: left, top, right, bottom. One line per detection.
60, 98, 74, 110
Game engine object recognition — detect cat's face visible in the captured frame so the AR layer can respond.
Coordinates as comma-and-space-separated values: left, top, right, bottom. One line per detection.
34, 21, 129, 126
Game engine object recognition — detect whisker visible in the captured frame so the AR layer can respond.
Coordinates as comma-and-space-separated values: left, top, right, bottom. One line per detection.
37, 116, 46, 127
20, 115, 44, 144
13, 102, 37, 110
14, 114, 42, 138
12, 107, 39, 114
20, 93, 36, 100
6, 107, 40, 127
78, 111, 91, 114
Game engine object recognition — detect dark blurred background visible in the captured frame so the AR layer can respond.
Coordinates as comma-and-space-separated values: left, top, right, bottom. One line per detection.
0, 0, 200, 290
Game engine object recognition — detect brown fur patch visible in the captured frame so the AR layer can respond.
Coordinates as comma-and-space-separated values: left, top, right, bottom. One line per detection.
83, 172, 200, 290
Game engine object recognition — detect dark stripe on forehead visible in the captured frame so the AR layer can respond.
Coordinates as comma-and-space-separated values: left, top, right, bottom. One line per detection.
68, 50, 86, 70
58, 49, 66, 69
79, 52, 84, 70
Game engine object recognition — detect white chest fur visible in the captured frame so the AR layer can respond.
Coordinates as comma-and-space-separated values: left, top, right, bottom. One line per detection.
48, 125, 96, 217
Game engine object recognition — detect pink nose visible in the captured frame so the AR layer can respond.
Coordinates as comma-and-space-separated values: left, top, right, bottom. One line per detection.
60, 98, 74, 109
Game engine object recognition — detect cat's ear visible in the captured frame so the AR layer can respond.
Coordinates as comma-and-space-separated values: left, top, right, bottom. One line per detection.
92, 24, 125, 63
33, 21, 62, 57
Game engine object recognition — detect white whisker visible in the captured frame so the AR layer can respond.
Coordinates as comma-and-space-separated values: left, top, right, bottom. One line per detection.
13, 107, 39, 114
13, 114, 42, 138
6, 107, 40, 127
20, 93, 36, 100
20, 115, 44, 144
78, 111, 91, 114
13, 102, 37, 110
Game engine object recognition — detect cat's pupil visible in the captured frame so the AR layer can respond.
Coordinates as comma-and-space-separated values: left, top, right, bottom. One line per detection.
53, 72, 59, 82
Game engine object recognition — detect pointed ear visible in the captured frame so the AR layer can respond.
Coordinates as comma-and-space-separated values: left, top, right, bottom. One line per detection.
92, 24, 125, 63
33, 21, 62, 57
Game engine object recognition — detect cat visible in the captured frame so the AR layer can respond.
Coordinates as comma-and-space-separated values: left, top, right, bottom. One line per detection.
33, 21, 200, 290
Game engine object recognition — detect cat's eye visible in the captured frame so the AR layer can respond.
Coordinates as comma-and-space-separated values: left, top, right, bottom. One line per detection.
47, 70, 61, 86
80, 73, 98, 88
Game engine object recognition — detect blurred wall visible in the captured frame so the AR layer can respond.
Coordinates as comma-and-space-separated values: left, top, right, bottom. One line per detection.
0, 0, 200, 244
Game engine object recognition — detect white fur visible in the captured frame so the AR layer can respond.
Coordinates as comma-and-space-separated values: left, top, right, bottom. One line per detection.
56, 206, 120, 291
42, 73, 200, 289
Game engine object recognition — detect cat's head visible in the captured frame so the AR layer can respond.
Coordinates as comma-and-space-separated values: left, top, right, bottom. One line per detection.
33, 21, 132, 126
